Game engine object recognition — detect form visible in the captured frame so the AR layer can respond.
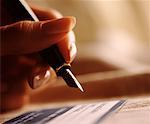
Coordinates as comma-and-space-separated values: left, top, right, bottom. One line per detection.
4, 100, 125, 124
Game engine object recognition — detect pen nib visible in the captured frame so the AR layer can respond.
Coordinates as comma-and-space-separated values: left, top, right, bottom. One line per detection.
66, 69, 84, 92
60, 69, 84, 92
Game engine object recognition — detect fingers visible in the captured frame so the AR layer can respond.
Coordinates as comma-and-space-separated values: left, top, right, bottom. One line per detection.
0, 17, 76, 56
28, 67, 56, 89
57, 31, 77, 63
31, 6, 77, 63
42, 17, 75, 33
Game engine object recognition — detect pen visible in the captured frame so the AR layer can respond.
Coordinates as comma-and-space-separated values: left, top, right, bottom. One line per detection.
3, 0, 84, 92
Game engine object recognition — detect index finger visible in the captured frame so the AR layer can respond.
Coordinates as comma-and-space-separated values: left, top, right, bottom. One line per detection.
30, 5, 77, 63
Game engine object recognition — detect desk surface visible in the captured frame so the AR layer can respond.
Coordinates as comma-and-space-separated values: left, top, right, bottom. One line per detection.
1, 69, 150, 123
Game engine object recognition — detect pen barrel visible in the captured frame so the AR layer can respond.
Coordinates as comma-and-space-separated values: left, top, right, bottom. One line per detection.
1, 0, 35, 25
39, 45, 70, 73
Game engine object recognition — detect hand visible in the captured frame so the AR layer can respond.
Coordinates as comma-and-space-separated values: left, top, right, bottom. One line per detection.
0, 5, 77, 112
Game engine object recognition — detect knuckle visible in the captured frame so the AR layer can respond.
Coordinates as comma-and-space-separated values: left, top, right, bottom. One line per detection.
17, 21, 33, 33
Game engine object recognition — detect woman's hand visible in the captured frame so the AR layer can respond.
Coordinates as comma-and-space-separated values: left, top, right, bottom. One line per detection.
0, 5, 77, 112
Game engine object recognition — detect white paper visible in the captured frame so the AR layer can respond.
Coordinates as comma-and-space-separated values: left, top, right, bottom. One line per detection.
46, 100, 125, 124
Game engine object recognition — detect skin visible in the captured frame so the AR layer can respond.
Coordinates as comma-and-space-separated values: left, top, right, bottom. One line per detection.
0, 4, 77, 112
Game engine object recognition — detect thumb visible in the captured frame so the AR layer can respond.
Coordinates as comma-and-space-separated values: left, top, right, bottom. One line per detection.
0, 17, 75, 56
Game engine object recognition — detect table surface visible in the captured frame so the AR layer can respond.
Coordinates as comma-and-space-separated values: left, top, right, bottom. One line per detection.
1, 69, 150, 124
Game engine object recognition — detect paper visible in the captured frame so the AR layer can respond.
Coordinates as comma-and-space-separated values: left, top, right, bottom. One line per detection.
4, 100, 125, 124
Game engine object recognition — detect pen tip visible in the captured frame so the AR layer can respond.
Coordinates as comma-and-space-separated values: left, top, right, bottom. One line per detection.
66, 69, 84, 92
79, 86, 84, 92
73, 77, 84, 92
61, 69, 84, 92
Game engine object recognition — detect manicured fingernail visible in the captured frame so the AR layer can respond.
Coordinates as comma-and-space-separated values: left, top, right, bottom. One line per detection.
70, 43, 77, 62
28, 70, 51, 89
67, 16, 76, 29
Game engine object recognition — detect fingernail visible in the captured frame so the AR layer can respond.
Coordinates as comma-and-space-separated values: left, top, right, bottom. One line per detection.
42, 17, 76, 34
70, 43, 77, 62
28, 70, 51, 89
66, 16, 76, 29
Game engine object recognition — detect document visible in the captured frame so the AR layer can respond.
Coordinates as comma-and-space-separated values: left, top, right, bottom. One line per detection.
4, 100, 125, 124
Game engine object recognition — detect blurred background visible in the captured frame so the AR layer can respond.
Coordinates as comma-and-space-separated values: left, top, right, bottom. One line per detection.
27, 0, 150, 74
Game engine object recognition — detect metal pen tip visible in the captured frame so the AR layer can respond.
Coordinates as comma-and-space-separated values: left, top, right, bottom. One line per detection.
66, 69, 84, 92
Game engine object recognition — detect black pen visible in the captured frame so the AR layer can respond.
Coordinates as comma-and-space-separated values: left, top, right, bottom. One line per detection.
3, 0, 84, 92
